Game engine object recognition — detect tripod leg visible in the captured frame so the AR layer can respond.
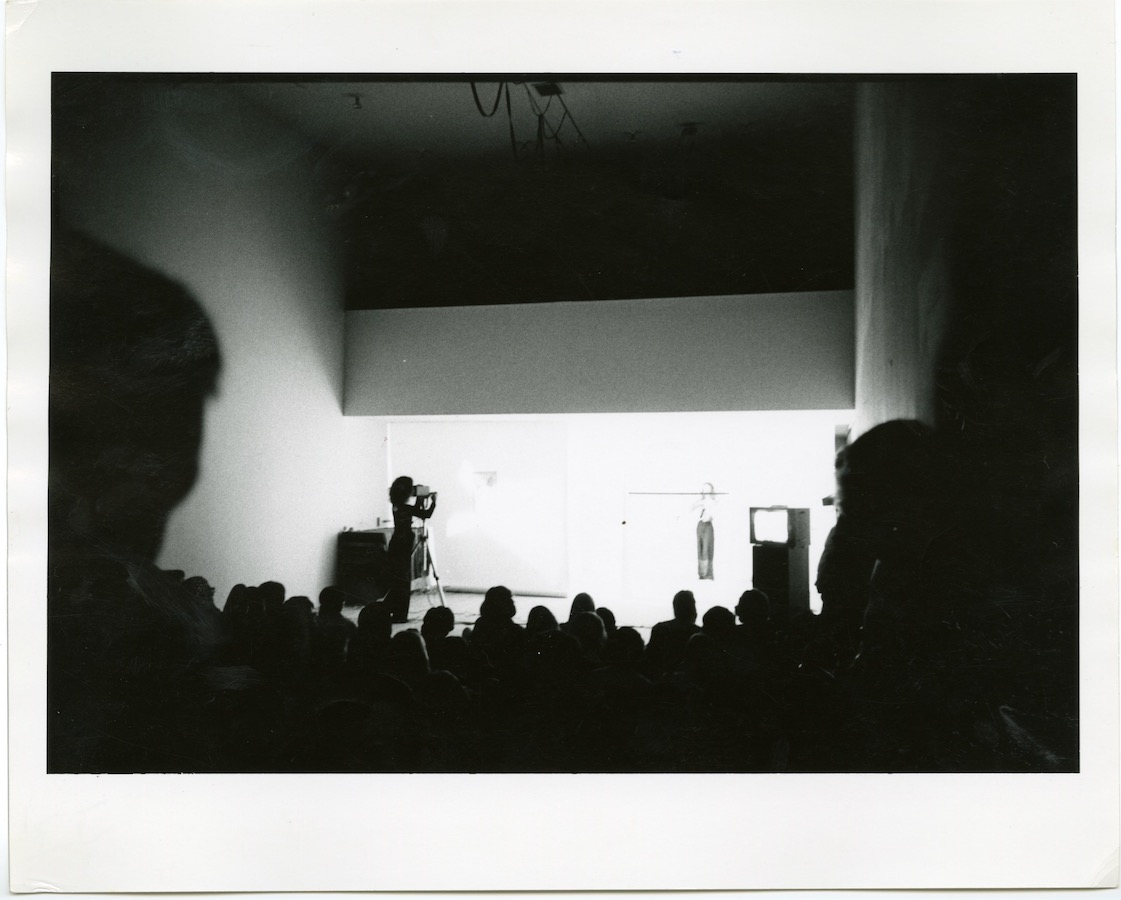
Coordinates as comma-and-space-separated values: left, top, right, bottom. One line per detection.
424, 540, 446, 607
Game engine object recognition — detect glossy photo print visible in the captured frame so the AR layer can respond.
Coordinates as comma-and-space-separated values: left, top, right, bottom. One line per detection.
8, 0, 1116, 893
47, 72, 1077, 775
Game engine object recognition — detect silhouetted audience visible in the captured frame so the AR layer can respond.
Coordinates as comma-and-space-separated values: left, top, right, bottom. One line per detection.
466, 586, 526, 676
312, 586, 357, 678
420, 605, 456, 672
645, 590, 701, 678
47, 230, 242, 773
346, 600, 393, 681
596, 606, 618, 637
46, 236, 1075, 776
566, 611, 608, 666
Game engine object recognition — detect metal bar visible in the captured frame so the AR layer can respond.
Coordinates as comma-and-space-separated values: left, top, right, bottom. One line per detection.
627, 491, 731, 496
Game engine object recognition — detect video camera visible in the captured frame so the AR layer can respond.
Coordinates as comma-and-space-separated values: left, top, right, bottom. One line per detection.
412, 484, 435, 499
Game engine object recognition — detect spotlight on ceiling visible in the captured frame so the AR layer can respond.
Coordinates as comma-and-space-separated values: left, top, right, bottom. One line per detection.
532, 82, 564, 97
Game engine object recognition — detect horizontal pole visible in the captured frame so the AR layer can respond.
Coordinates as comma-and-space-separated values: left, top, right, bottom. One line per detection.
627, 492, 731, 496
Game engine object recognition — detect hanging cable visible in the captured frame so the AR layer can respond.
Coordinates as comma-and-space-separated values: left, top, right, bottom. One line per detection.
557, 94, 589, 146
522, 83, 563, 153
470, 81, 504, 117
520, 82, 586, 153
504, 81, 518, 158
521, 82, 555, 119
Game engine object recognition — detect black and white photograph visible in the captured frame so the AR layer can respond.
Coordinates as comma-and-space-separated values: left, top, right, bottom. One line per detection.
45, 71, 1079, 776
8, 0, 1118, 892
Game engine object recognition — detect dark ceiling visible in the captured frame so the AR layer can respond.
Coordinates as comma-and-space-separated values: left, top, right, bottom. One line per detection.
241, 77, 856, 309
53, 75, 856, 309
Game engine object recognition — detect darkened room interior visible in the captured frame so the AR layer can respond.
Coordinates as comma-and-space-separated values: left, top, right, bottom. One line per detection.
48, 74, 1077, 774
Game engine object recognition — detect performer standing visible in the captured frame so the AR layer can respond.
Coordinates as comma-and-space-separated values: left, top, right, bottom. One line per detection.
386, 475, 437, 623
693, 482, 717, 580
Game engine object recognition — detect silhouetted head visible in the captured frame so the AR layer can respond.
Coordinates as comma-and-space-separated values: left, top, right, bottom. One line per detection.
702, 482, 715, 497
735, 589, 770, 626
672, 590, 697, 623
569, 592, 595, 618
568, 611, 607, 660
222, 583, 248, 616
836, 419, 938, 526
245, 586, 265, 619
318, 585, 345, 617
421, 606, 455, 642
182, 576, 215, 608
49, 229, 220, 562
702, 605, 735, 636
526, 605, 559, 635
681, 632, 721, 680
480, 585, 516, 621
357, 601, 393, 640
284, 595, 314, 618
259, 581, 285, 612
605, 626, 645, 668
389, 629, 430, 682
596, 606, 617, 636
389, 476, 414, 507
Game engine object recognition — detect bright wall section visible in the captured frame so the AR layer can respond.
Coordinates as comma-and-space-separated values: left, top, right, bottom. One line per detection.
379, 411, 846, 626
53, 82, 387, 603
386, 419, 569, 597
345, 291, 854, 416
852, 82, 953, 437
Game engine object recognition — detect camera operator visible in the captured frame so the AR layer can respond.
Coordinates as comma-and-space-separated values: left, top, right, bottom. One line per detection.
386, 476, 438, 623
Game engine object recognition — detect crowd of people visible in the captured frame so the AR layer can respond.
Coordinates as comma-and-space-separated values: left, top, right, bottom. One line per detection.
49, 515, 1076, 775
46, 230, 1077, 774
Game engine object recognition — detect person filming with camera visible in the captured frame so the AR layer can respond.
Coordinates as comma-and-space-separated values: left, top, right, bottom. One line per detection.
386, 475, 438, 623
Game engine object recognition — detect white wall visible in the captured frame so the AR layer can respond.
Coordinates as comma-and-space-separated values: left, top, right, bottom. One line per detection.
54, 83, 386, 602
345, 291, 854, 415
564, 411, 841, 626
852, 83, 952, 438
379, 411, 844, 625
385, 419, 568, 596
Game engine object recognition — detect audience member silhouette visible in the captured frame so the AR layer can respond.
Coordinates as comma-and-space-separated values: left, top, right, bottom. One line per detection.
562, 592, 596, 633
815, 449, 879, 655
701, 605, 736, 646
312, 586, 357, 679
595, 606, 618, 638
645, 590, 701, 678
734, 589, 778, 669
346, 600, 393, 681
582, 626, 654, 771
522, 605, 583, 689
526, 604, 560, 635
385, 629, 432, 690
46, 228, 245, 773
566, 611, 608, 667
420, 605, 456, 672
278, 595, 315, 687
467, 585, 526, 675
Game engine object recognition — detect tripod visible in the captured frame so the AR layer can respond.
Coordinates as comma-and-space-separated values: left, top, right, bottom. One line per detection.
412, 518, 447, 607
